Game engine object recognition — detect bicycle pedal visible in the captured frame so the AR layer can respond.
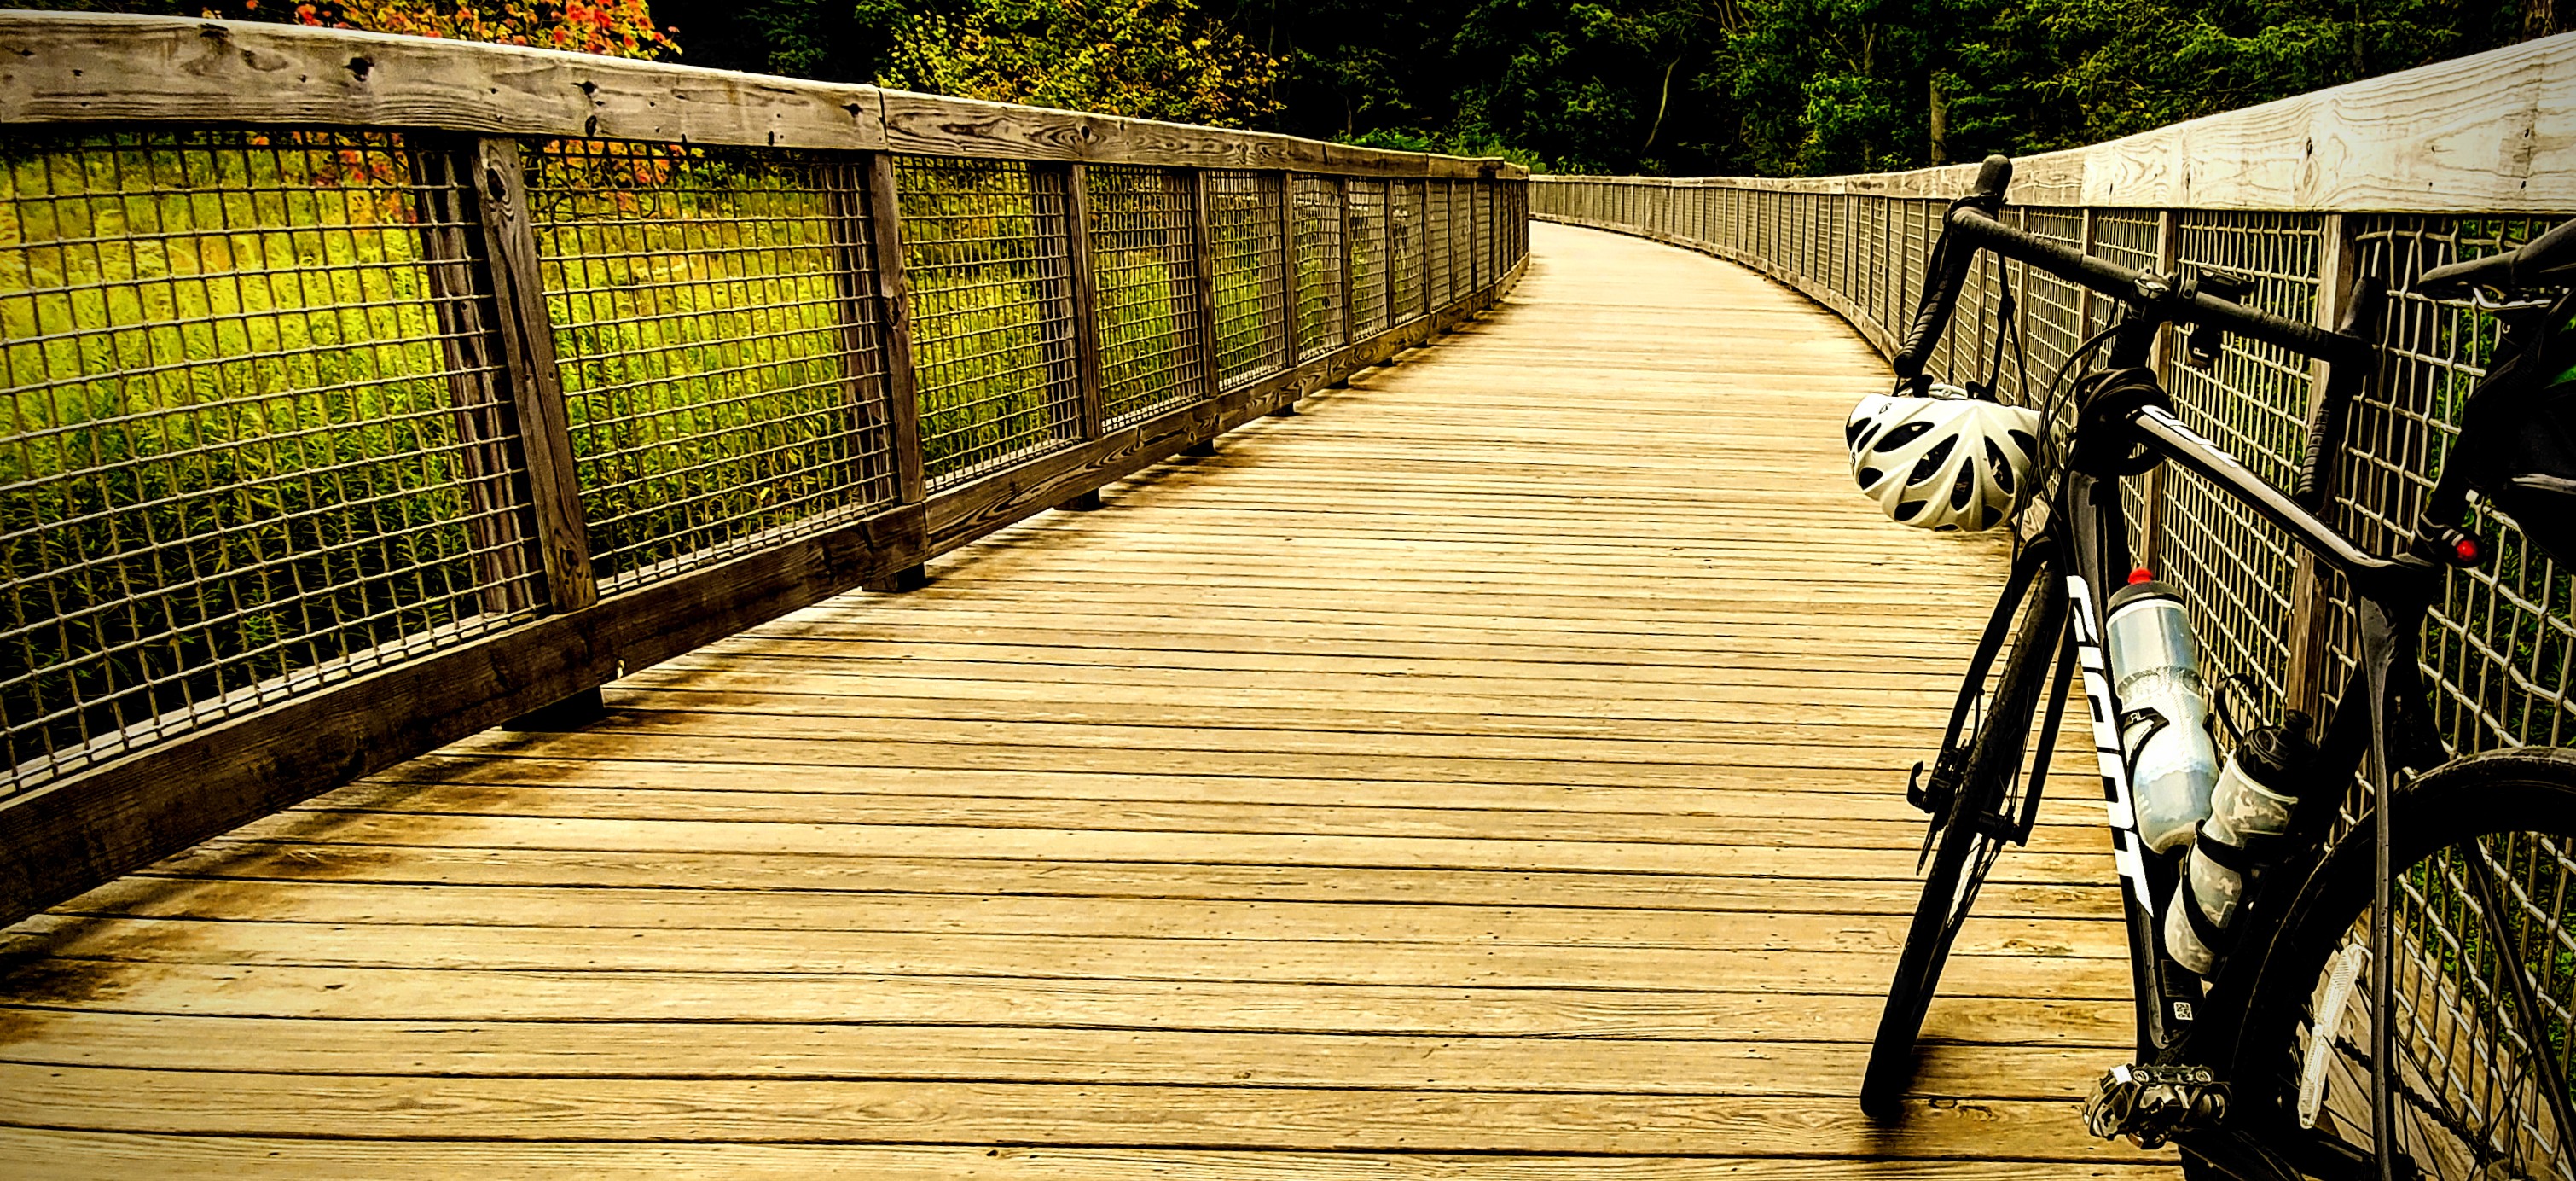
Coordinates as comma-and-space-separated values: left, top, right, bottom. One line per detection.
2083, 1062, 2228, 1149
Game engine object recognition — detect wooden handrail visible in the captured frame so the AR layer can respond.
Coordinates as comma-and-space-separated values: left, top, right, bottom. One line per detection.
1532, 32, 2573, 212
0, 12, 1527, 179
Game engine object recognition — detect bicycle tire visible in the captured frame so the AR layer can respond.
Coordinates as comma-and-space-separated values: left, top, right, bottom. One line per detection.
1860, 549, 2069, 1119
2224, 748, 2576, 1178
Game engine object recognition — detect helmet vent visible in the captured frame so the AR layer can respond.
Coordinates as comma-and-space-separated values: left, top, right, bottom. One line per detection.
1985, 438, 2016, 495
1949, 467, 1975, 509
1894, 497, 1925, 521
1855, 467, 1883, 489
1908, 435, 1957, 485
1874, 420, 1932, 453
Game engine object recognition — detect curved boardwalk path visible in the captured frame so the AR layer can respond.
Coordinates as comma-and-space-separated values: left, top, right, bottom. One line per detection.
2, 224, 2167, 1178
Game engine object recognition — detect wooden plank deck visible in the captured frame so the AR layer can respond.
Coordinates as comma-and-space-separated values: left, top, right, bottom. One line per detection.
0, 224, 2171, 1178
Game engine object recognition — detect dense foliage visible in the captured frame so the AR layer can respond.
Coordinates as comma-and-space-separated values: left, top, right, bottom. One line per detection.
873, 0, 1279, 125
643, 0, 2550, 173
49, 0, 2558, 174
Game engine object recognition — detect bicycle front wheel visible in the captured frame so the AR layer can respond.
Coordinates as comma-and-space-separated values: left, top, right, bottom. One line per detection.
1861, 548, 2068, 1119
2228, 748, 2576, 1179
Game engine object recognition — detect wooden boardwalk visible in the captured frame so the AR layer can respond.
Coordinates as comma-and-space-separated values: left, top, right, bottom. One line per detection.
0, 224, 2169, 1178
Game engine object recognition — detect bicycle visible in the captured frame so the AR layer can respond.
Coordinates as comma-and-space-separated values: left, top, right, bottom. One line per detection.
1855, 154, 2576, 1180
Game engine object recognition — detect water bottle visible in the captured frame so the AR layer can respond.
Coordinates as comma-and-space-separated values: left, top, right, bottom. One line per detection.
2103, 577, 2219, 854
2164, 714, 2318, 975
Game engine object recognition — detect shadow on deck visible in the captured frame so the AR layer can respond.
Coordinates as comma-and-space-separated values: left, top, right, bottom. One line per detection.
1, 224, 2169, 1178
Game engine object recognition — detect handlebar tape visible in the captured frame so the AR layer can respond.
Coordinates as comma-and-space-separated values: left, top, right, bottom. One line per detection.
1894, 155, 2014, 380
2294, 275, 2385, 509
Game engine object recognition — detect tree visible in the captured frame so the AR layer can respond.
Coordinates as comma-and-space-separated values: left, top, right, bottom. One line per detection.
1448, 0, 1732, 174
876, 0, 1282, 126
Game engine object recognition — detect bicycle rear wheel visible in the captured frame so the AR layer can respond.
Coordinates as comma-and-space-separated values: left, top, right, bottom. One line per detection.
2227, 748, 2576, 1179
1861, 548, 2069, 1119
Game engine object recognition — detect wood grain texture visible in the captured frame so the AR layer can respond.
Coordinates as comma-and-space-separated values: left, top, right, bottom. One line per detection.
0, 12, 1526, 178
0, 226, 2160, 1176
0, 11, 885, 149
1535, 31, 2576, 212
469, 136, 595, 614
0, 1133, 2177, 1181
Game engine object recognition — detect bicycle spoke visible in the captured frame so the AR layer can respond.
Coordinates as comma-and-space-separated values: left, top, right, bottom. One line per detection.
2312, 864, 2576, 1180
2459, 840, 2576, 1168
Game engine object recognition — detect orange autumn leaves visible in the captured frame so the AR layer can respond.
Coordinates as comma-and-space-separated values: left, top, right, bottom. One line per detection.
286, 0, 676, 61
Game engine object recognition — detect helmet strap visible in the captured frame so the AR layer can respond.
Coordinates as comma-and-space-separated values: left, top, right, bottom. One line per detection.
1970, 249, 2031, 406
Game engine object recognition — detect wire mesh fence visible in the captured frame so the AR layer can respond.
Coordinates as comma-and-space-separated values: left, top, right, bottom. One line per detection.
1427, 181, 1453, 309
0, 141, 1527, 806
2326, 216, 2576, 752
527, 140, 897, 588
2156, 212, 2324, 707
0, 7, 1547, 928
1204, 170, 1288, 388
1533, 178, 2576, 763
0, 129, 543, 797
896, 156, 1082, 487
1291, 175, 1346, 361
1390, 180, 1424, 323
1087, 165, 1210, 427
1348, 179, 1389, 336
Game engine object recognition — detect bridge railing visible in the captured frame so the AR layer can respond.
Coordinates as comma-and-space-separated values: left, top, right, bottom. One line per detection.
1535, 33, 2576, 778
0, 13, 1530, 922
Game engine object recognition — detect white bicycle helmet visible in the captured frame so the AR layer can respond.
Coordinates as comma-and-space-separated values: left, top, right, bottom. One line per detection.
1845, 386, 2041, 532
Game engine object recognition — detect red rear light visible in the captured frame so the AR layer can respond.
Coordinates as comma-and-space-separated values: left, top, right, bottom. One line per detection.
2457, 537, 2483, 565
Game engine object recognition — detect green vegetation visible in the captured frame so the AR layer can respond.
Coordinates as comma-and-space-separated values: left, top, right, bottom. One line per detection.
0, 127, 1351, 782
529, 145, 873, 579
0, 132, 504, 778
1085, 167, 1204, 425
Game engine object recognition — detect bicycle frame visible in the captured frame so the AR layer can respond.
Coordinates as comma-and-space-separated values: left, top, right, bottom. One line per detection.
2024, 379, 2442, 1057
1926, 189, 2463, 1175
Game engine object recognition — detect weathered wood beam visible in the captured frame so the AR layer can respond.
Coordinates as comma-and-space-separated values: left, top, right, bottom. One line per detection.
0, 13, 1528, 178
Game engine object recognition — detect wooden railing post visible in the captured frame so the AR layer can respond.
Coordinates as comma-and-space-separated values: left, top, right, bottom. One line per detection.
2075, 209, 2101, 335
1337, 176, 1357, 356
1056, 162, 1110, 503
824, 159, 896, 513
2283, 212, 2361, 717
465, 137, 609, 730
1270, 171, 1303, 415
2138, 208, 2182, 575
1183, 167, 1224, 457
1418, 179, 1435, 321
468, 137, 595, 617
1380, 181, 1399, 340
862, 150, 930, 590
1467, 179, 1482, 294
410, 140, 535, 622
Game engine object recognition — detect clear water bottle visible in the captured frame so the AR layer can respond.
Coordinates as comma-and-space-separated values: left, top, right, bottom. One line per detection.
2166, 714, 2318, 976
2103, 577, 2219, 854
